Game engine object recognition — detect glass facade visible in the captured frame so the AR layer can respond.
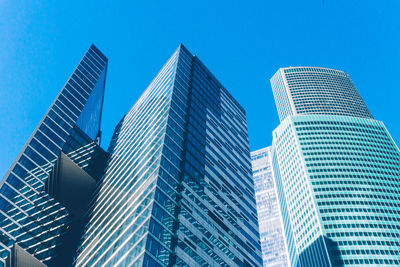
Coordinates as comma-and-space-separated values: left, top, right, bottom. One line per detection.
270, 67, 400, 266
74, 44, 263, 267
270, 67, 373, 122
251, 147, 289, 267
0, 45, 108, 266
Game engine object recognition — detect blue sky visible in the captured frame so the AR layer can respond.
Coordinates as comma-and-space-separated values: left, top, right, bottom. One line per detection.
0, 0, 399, 177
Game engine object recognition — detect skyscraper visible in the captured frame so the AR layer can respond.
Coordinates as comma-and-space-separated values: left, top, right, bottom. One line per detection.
74, 44, 262, 267
270, 67, 400, 266
251, 147, 289, 266
0, 45, 108, 266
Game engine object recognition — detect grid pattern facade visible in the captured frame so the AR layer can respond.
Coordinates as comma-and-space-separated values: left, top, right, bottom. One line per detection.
173, 46, 262, 267
74, 45, 180, 267
272, 117, 330, 267
270, 70, 294, 122
271, 148, 301, 267
74, 44, 262, 267
273, 114, 400, 266
270, 67, 373, 122
0, 45, 107, 265
251, 147, 289, 267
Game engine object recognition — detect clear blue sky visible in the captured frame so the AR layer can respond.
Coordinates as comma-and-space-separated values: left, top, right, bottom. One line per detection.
0, 0, 399, 177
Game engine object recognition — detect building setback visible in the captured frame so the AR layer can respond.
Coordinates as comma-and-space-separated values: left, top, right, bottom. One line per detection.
270, 67, 400, 266
251, 147, 289, 267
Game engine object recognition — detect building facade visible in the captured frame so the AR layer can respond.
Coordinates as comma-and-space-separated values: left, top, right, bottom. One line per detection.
74, 44, 263, 267
251, 147, 289, 267
0, 45, 108, 266
271, 67, 373, 122
270, 67, 400, 266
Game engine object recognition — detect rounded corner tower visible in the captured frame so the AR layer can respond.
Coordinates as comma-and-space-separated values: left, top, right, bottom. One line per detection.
271, 66, 400, 266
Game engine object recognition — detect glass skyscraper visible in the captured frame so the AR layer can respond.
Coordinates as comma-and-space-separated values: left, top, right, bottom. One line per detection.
74, 44, 262, 267
251, 147, 289, 267
1, 43, 265, 266
0, 45, 108, 266
270, 67, 400, 266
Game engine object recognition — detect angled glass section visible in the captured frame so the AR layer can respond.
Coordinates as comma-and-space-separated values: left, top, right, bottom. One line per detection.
76, 63, 107, 141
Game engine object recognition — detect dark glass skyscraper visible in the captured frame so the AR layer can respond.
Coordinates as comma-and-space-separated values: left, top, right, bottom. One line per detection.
1, 44, 262, 267
0, 45, 108, 266
74, 44, 262, 267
